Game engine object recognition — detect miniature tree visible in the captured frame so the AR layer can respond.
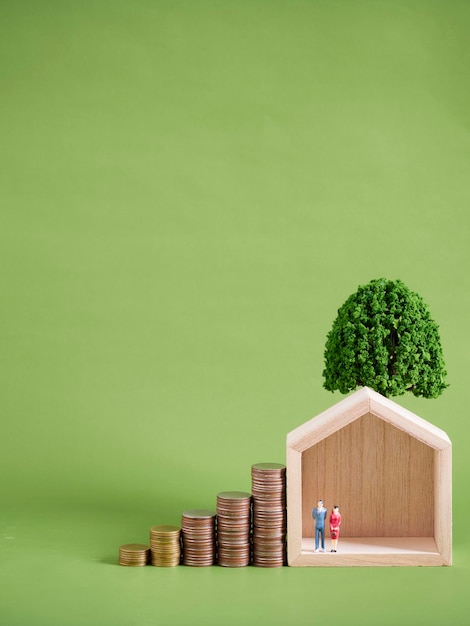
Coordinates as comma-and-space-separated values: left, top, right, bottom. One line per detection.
323, 278, 448, 398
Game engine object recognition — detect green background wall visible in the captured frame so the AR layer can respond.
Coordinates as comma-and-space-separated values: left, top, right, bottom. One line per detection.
1, 1, 469, 624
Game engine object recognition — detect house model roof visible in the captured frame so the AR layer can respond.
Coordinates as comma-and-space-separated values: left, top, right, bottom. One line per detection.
287, 386, 451, 452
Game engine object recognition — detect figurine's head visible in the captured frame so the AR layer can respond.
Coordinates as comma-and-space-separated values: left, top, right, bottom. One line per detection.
333, 505, 339, 513
317, 500, 324, 509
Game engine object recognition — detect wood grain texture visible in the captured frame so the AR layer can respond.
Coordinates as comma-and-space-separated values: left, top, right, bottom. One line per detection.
286, 387, 452, 566
291, 554, 446, 567
286, 446, 302, 565
369, 391, 450, 450
293, 538, 445, 567
434, 446, 452, 565
301, 413, 434, 538
287, 387, 370, 452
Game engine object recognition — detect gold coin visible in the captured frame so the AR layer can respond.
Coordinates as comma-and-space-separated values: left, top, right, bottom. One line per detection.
119, 543, 150, 552
150, 525, 180, 534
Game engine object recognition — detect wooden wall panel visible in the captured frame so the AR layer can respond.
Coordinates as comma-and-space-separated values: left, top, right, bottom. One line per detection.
434, 447, 452, 565
301, 413, 434, 538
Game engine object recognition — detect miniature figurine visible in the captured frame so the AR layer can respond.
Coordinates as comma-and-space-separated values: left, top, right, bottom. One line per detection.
312, 500, 327, 552
329, 505, 341, 552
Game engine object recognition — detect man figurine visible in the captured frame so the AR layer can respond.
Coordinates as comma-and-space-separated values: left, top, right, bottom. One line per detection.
312, 500, 327, 552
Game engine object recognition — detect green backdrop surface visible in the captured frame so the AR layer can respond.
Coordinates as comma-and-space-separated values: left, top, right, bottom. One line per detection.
1, 1, 469, 624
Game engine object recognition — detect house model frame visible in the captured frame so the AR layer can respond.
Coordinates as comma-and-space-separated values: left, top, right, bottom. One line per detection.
286, 387, 452, 566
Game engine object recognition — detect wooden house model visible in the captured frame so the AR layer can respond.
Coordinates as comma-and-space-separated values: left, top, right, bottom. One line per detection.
286, 387, 452, 566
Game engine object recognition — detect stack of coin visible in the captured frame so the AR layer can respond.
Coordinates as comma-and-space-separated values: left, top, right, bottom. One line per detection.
216, 491, 252, 567
118, 543, 150, 566
251, 463, 287, 567
149, 525, 181, 567
181, 510, 216, 567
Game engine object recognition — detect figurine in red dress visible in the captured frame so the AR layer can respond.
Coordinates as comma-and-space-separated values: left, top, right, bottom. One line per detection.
329, 506, 341, 552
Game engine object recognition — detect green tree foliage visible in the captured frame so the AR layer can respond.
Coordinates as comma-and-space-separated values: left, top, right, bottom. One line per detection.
323, 278, 448, 398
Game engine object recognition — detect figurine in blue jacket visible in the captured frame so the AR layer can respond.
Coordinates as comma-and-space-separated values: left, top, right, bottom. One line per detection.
312, 500, 327, 552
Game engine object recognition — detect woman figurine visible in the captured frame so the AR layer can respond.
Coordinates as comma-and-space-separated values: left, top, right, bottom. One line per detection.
329, 505, 341, 552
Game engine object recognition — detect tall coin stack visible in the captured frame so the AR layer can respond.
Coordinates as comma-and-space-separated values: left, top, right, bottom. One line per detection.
216, 491, 252, 567
181, 510, 216, 567
251, 463, 287, 567
149, 525, 181, 567
118, 543, 150, 566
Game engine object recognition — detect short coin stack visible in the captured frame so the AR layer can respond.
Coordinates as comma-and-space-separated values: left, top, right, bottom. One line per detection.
118, 543, 150, 567
149, 525, 181, 567
251, 463, 287, 567
216, 491, 252, 567
181, 510, 216, 566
